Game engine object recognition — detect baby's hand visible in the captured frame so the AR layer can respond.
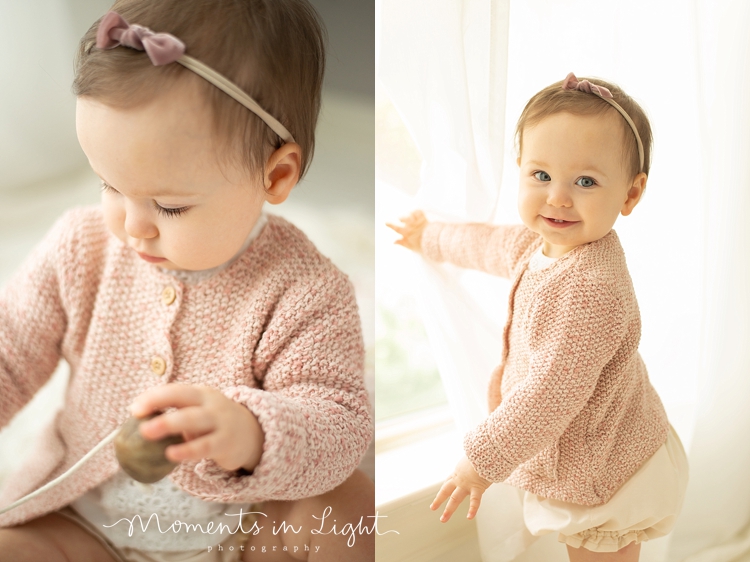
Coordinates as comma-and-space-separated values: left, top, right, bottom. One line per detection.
130, 384, 264, 473
430, 456, 491, 522
386, 210, 429, 253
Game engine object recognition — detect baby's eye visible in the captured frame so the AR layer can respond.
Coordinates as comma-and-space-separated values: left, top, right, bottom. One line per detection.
533, 171, 551, 182
100, 180, 119, 194
153, 202, 190, 218
575, 176, 596, 188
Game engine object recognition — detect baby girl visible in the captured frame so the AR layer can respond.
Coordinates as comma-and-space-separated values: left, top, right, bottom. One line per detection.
0, 2, 372, 561
390, 74, 688, 561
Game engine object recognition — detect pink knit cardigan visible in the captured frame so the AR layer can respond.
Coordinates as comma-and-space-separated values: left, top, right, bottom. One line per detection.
0, 206, 372, 527
422, 222, 669, 506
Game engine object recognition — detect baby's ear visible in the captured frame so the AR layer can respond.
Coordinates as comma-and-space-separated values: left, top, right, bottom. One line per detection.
621, 172, 647, 216
263, 143, 301, 205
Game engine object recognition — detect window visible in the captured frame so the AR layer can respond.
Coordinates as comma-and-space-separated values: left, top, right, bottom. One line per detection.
375, 78, 449, 425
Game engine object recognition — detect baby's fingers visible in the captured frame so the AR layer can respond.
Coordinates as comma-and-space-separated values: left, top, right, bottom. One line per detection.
385, 221, 407, 235
430, 479, 468, 523
164, 433, 215, 463
430, 479, 456, 512
140, 406, 213, 441
466, 487, 485, 520
440, 488, 468, 523
399, 210, 426, 224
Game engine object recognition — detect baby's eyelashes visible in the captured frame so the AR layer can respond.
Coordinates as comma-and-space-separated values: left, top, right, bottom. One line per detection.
100, 180, 191, 218
153, 203, 190, 218
100, 180, 118, 194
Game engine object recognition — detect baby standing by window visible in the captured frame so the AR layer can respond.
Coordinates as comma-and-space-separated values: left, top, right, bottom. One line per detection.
389, 74, 688, 561
0, 2, 373, 561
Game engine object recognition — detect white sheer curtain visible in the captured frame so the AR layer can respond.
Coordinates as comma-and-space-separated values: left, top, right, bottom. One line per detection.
667, 2, 750, 561
379, 2, 536, 560
379, 0, 509, 431
379, 0, 750, 560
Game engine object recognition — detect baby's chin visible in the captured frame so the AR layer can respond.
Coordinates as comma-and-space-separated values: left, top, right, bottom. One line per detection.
152, 260, 185, 271
130, 251, 219, 272
155, 258, 222, 272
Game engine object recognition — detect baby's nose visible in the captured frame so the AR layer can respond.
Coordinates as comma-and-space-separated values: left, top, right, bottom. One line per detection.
124, 205, 159, 239
545, 182, 573, 207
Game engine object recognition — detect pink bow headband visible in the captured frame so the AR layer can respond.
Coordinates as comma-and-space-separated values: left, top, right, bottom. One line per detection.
562, 72, 644, 173
95, 11, 295, 144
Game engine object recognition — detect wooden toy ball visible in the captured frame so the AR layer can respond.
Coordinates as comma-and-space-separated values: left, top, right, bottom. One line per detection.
114, 413, 184, 483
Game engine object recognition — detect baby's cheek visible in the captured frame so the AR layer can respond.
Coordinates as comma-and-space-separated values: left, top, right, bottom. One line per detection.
163, 231, 205, 269
517, 190, 537, 229
166, 222, 232, 270
101, 197, 127, 243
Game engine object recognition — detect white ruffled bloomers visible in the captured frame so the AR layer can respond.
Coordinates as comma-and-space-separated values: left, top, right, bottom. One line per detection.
563, 527, 650, 552
519, 424, 688, 553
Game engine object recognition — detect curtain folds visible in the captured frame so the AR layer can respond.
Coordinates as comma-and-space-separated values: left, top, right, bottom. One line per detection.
380, 2, 535, 561
667, 1, 750, 561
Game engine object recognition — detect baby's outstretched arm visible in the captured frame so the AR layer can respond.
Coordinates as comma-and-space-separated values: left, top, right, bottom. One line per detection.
130, 384, 264, 472
388, 211, 540, 279
386, 210, 429, 253
430, 456, 491, 522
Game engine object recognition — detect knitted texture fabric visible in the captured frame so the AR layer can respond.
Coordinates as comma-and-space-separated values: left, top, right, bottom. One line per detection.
422, 221, 669, 506
0, 206, 371, 527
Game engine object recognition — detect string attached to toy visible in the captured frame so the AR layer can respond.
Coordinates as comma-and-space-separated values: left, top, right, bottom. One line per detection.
0, 428, 120, 516
0, 413, 183, 516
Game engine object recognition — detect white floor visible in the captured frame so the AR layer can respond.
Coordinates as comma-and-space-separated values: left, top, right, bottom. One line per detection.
0, 90, 374, 485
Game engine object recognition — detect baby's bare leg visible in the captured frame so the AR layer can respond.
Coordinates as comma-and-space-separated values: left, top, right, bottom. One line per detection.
566, 540, 640, 562
242, 469, 374, 562
0, 512, 119, 562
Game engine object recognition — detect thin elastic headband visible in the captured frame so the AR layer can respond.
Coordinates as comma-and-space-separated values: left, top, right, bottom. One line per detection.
562, 72, 644, 173
95, 11, 295, 144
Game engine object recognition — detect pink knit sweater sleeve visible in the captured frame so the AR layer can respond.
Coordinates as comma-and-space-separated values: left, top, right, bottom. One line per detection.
172, 270, 371, 503
0, 214, 72, 428
421, 222, 540, 279
463, 276, 627, 482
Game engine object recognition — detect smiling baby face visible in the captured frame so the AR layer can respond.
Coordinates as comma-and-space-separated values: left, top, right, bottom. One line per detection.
517, 111, 647, 258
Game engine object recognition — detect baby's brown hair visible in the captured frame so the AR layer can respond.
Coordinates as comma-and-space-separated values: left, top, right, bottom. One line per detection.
515, 77, 653, 179
73, 0, 326, 179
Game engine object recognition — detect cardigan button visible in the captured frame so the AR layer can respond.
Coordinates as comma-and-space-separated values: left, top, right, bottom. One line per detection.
161, 286, 176, 306
151, 356, 167, 376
